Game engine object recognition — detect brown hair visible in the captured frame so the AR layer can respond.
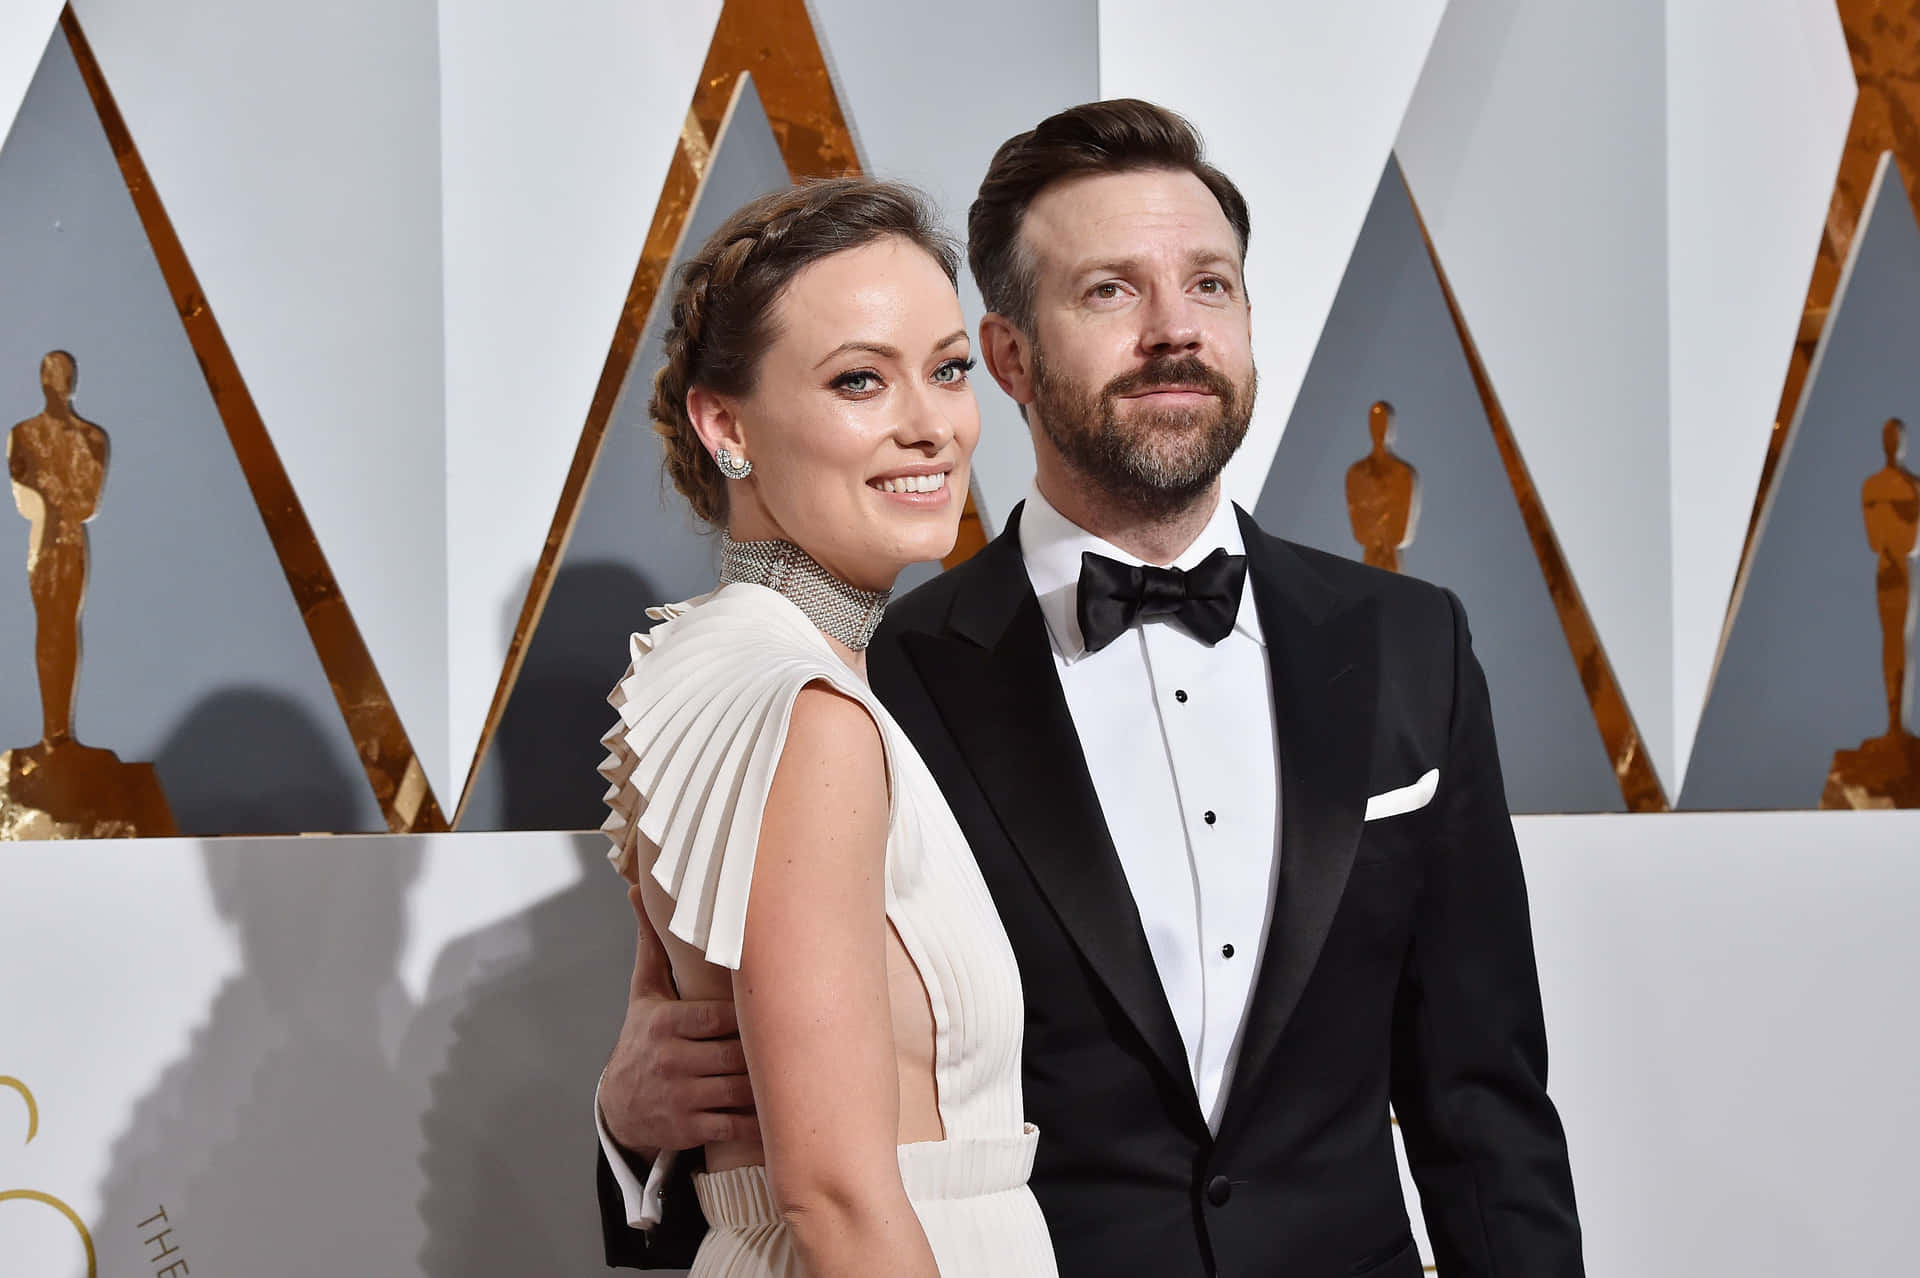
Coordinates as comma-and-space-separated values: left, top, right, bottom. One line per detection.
651, 177, 960, 524
967, 99, 1251, 332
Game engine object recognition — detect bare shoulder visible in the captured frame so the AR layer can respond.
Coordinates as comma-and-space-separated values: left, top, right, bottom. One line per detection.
778, 682, 887, 797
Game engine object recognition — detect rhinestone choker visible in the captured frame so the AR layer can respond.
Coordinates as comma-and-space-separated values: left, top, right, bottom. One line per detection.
719, 532, 891, 650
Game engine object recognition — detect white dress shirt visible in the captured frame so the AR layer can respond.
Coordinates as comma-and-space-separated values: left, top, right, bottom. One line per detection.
1018, 483, 1281, 1130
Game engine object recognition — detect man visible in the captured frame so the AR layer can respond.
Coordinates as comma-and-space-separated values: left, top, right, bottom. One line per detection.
597, 99, 1583, 1276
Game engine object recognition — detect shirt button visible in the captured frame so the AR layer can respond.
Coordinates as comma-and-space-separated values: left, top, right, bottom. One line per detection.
1206, 1174, 1232, 1205
1174, 689, 1188, 703
1221, 943, 1235, 959
1203, 810, 1217, 825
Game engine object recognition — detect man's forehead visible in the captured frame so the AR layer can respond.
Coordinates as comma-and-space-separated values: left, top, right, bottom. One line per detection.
1022, 169, 1238, 271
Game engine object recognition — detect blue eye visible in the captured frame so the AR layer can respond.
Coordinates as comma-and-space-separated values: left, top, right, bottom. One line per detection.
932, 357, 975, 384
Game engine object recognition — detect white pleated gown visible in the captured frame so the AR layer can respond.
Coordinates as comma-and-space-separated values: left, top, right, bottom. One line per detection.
598, 583, 1058, 1277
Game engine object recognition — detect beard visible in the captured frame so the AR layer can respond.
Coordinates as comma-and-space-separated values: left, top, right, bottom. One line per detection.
1029, 347, 1256, 518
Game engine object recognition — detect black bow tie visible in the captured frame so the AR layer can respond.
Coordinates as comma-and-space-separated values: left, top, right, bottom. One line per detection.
1076, 548, 1248, 654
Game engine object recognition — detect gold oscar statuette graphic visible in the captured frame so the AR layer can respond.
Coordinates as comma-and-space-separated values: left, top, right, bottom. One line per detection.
1, 352, 177, 839
1823, 416, 1920, 808
0, 1075, 98, 1277
1345, 401, 1419, 572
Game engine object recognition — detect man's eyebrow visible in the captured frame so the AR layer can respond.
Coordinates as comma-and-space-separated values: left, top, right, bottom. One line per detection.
1067, 257, 1142, 280
1066, 250, 1242, 279
813, 331, 969, 368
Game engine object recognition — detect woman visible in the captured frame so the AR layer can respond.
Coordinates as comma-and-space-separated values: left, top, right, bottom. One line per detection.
597, 178, 1056, 1277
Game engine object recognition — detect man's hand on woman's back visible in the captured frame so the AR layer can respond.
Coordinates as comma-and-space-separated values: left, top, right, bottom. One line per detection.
601, 882, 759, 1155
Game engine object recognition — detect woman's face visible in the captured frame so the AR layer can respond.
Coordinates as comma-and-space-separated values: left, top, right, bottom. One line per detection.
703, 235, 979, 590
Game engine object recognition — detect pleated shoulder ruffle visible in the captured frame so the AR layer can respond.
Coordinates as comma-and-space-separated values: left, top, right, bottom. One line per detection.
597, 583, 885, 970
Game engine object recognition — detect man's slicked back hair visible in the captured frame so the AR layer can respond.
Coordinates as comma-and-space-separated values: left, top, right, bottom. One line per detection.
967, 98, 1251, 332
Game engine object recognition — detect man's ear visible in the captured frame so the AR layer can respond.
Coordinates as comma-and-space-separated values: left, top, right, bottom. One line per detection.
979, 313, 1036, 409
686, 386, 745, 462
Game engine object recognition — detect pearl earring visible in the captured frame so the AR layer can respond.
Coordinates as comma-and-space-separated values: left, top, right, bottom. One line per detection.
715, 447, 753, 479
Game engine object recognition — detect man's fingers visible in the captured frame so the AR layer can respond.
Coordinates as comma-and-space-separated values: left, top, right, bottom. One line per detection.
683, 1073, 757, 1113
659, 1034, 749, 1079
654, 997, 741, 1041
628, 884, 675, 1001
695, 1111, 762, 1146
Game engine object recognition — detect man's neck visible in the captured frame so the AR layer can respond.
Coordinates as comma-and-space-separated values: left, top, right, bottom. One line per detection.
1034, 467, 1223, 566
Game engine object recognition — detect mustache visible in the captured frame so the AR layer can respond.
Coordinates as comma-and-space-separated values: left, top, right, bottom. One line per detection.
1102, 355, 1237, 403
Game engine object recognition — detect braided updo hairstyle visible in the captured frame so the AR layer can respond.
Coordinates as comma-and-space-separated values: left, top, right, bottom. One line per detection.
651, 177, 961, 525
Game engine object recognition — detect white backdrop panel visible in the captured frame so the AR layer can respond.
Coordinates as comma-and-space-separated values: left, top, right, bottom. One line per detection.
1398, 0, 1677, 793
0, 0, 63, 150
440, 0, 721, 807
69, 0, 454, 799
1517, 811, 1920, 1274
1097, 0, 1449, 512
6, 814, 1920, 1273
1664, 0, 1853, 788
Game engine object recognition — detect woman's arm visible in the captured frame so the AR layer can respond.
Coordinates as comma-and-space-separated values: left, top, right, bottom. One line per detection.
735, 683, 939, 1277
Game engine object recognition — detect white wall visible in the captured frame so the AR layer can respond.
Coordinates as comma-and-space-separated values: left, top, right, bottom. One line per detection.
0, 0, 63, 148
5, 814, 1917, 1274
1517, 812, 1920, 1273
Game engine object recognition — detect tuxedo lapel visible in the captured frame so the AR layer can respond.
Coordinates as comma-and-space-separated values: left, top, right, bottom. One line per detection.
1218, 509, 1379, 1142
900, 512, 1198, 1112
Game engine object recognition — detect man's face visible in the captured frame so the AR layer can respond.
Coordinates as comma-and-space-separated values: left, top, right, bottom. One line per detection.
1017, 168, 1255, 513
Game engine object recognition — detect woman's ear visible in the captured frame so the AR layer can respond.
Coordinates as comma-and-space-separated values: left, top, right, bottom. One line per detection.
686, 386, 745, 463
979, 313, 1036, 410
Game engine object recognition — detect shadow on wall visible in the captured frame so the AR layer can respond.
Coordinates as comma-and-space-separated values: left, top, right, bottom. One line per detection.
406, 831, 636, 1270
410, 563, 649, 1271
465, 559, 677, 831
153, 687, 378, 835
93, 754, 425, 1275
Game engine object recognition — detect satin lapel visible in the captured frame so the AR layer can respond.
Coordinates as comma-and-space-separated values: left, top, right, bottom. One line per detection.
1218, 512, 1378, 1141
899, 520, 1198, 1110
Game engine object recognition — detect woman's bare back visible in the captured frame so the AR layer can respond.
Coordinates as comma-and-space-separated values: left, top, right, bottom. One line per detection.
632, 853, 944, 1174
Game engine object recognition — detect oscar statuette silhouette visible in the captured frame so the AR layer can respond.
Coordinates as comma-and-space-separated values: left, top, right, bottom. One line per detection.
1345, 400, 1419, 573
1, 352, 174, 838
1822, 417, 1920, 808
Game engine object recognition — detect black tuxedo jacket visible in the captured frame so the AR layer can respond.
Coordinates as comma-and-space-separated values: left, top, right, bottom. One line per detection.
601, 505, 1583, 1276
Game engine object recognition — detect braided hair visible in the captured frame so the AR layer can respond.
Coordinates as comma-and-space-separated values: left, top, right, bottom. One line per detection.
650, 178, 961, 524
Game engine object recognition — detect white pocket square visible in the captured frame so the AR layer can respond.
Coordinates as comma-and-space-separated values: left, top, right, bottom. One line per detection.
1363, 768, 1439, 821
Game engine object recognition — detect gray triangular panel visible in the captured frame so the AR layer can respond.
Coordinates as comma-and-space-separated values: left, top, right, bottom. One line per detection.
0, 27, 380, 833
1681, 154, 1920, 810
1255, 157, 1622, 813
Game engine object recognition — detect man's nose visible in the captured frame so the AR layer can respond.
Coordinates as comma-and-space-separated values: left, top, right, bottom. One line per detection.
1139, 290, 1204, 355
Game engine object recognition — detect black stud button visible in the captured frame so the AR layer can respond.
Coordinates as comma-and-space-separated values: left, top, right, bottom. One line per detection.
1206, 1175, 1232, 1205
1174, 689, 1188, 703
1203, 810, 1217, 825
1221, 943, 1235, 959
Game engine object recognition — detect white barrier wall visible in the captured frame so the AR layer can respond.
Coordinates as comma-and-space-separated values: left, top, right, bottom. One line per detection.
4, 814, 1916, 1275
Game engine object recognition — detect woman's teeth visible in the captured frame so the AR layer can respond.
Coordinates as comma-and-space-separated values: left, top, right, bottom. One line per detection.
873, 473, 948, 494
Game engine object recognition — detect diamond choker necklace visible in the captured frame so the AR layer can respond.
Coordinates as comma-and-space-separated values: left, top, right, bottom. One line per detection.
719, 531, 892, 650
